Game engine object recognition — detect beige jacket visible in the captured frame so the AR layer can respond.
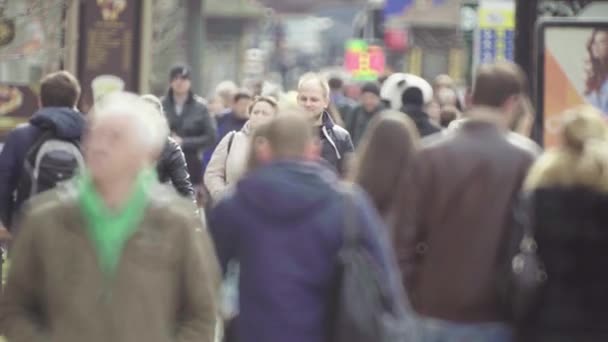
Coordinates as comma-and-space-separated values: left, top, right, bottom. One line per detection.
0, 182, 220, 342
204, 123, 251, 203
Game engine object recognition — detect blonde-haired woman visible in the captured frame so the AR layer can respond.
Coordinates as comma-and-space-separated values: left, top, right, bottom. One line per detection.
141, 94, 195, 199
204, 96, 278, 203
508, 105, 608, 342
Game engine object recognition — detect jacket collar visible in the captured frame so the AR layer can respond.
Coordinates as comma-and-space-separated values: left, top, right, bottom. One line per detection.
464, 106, 510, 128
321, 110, 335, 129
241, 120, 252, 135
165, 88, 194, 105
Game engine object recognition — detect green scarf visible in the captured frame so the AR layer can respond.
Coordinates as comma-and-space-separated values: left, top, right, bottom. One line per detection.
77, 168, 156, 275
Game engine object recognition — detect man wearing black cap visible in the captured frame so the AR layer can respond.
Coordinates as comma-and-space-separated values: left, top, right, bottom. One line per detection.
345, 82, 385, 147
162, 65, 217, 195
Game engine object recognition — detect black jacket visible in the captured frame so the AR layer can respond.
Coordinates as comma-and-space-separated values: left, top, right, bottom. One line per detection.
318, 111, 354, 176
162, 89, 217, 184
511, 187, 608, 342
346, 104, 384, 147
401, 104, 441, 137
156, 137, 195, 200
0, 107, 85, 229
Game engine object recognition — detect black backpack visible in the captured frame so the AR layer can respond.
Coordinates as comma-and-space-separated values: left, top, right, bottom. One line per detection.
20, 130, 84, 198
332, 188, 411, 342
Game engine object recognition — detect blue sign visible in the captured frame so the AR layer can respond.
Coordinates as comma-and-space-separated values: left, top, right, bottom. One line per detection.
479, 29, 497, 64
384, 0, 447, 17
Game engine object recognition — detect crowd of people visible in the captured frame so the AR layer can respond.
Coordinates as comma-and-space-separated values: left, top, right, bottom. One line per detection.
0, 60, 607, 342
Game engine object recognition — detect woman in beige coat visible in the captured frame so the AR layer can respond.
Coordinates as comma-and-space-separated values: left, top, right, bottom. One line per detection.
204, 96, 278, 203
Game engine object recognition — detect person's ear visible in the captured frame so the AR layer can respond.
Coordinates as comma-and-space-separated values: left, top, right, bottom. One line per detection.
254, 137, 273, 164
502, 94, 520, 116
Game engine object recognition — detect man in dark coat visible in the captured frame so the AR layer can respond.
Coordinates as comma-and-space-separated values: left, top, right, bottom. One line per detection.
161, 65, 217, 187
400, 86, 441, 137
0, 71, 85, 230
346, 82, 385, 147
215, 91, 252, 142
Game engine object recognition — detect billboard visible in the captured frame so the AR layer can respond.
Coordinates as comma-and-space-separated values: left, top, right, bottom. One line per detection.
78, 0, 141, 112
344, 39, 385, 81
474, 0, 515, 66
0, 84, 38, 141
536, 19, 608, 147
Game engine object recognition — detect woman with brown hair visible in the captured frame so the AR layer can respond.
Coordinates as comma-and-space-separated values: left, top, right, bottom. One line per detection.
204, 96, 278, 203
585, 28, 608, 113
351, 111, 419, 219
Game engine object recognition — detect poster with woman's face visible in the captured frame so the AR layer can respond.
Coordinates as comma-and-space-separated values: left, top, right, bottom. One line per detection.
541, 24, 608, 147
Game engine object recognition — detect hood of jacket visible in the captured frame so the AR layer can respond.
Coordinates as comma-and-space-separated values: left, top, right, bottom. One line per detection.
29, 107, 85, 140
231, 160, 339, 222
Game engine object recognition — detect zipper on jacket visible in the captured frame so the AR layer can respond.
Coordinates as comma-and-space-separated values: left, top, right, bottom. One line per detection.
322, 126, 341, 160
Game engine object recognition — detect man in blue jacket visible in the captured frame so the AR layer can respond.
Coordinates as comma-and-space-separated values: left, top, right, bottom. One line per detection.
0, 71, 85, 230
209, 113, 405, 342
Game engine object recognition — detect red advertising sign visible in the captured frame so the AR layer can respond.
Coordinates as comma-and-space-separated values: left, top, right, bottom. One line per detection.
344, 40, 385, 81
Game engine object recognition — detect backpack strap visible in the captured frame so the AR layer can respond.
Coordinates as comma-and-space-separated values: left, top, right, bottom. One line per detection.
223, 131, 237, 172
226, 131, 236, 155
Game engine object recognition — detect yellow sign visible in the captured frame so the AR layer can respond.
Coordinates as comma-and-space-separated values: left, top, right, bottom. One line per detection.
408, 47, 423, 75
449, 48, 464, 82
478, 6, 515, 30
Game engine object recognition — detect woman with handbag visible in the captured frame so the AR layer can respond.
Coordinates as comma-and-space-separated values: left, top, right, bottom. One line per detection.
509, 105, 608, 342
204, 96, 278, 203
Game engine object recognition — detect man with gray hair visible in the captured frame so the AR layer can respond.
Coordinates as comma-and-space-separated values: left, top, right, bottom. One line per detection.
1, 92, 220, 342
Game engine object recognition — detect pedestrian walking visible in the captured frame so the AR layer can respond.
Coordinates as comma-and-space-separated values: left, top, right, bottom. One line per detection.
161, 65, 217, 192
141, 94, 195, 199
506, 105, 608, 342
209, 113, 406, 342
297, 72, 354, 176
0, 71, 85, 231
204, 96, 278, 203
328, 76, 356, 123
380, 73, 441, 137
215, 91, 253, 142
345, 82, 385, 147
351, 112, 419, 220
393, 62, 540, 342
0, 92, 219, 342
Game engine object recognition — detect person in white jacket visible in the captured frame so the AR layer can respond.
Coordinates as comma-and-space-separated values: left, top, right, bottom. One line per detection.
204, 96, 278, 203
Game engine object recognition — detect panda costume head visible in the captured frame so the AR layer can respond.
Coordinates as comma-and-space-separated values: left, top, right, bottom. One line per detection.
380, 73, 434, 111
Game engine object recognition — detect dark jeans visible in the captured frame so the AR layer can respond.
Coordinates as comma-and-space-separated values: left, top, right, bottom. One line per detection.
184, 151, 203, 185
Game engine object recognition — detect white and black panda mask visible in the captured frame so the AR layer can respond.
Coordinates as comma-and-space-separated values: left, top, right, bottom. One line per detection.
380, 73, 434, 111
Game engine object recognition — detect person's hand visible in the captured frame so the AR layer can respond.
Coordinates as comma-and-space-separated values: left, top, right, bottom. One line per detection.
172, 134, 183, 146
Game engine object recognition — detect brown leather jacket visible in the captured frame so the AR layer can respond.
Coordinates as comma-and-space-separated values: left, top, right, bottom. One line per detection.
0, 182, 220, 342
393, 118, 539, 323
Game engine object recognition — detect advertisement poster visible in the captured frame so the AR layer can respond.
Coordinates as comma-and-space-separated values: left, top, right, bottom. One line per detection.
539, 21, 608, 147
0, 84, 38, 141
344, 39, 385, 81
475, 0, 514, 66
78, 0, 141, 112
